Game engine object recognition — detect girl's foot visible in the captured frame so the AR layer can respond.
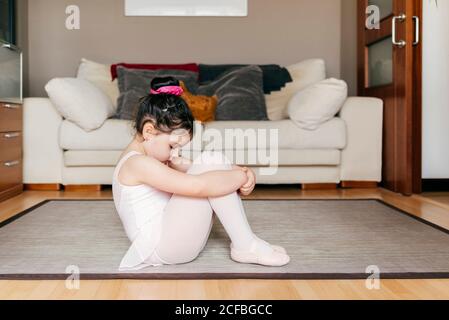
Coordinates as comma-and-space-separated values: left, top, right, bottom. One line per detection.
230, 238, 290, 267
252, 234, 287, 254
271, 244, 287, 254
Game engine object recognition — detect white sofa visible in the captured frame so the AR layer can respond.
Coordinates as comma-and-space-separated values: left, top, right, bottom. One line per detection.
22, 60, 383, 186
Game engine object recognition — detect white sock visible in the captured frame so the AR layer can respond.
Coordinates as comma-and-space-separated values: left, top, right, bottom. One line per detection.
209, 192, 274, 254
187, 151, 275, 256
249, 235, 275, 255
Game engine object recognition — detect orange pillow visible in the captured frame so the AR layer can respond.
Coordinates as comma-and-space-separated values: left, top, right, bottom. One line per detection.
180, 81, 218, 122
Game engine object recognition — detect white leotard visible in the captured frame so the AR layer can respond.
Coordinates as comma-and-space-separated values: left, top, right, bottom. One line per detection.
112, 150, 172, 271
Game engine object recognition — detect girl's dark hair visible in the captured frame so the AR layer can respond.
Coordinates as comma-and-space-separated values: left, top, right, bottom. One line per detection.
134, 76, 194, 136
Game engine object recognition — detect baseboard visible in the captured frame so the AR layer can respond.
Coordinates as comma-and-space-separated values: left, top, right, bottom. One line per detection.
340, 181, 378, 189
0, 184, 23, 202
301, 183, 338, 190
422, 179, 449, 192
64, 185, 103, 192
24, 184, 61, 191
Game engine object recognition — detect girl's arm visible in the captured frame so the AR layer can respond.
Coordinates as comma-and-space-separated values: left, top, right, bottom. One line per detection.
167, 156, 193, 173
129, 155, 248, 197
169, 159, 247, 174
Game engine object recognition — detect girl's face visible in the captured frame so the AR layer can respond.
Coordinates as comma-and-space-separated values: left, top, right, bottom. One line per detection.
141, 127, 191, 163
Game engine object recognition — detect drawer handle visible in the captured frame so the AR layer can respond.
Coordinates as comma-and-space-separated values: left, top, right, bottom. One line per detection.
4, 132, 20, 139
2, 104, 20, 109
4, 160, 20, 167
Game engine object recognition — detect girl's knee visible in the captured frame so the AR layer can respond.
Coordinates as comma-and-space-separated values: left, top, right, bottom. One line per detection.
194, 150, 232, 166
187, 151, 232, 174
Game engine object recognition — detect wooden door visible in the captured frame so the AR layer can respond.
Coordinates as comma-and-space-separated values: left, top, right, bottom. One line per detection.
357, 0, 422, 195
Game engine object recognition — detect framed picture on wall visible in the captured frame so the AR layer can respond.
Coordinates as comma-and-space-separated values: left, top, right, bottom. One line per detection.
0, 0, 15, 44
125, 0, 248, 17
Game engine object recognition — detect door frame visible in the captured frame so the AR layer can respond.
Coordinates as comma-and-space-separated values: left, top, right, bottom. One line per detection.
412, 0, 422, 194
356, 0, 422, 195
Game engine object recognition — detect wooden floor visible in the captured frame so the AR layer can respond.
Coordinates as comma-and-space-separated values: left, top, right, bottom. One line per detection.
422, 192, 449, 207
1, 186, 449, 300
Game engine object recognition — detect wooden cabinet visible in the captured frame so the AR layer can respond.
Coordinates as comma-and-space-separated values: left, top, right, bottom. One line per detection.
0, 102, 23, 202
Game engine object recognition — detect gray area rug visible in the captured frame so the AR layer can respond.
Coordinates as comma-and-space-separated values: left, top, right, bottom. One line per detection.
1, 199, 449, 280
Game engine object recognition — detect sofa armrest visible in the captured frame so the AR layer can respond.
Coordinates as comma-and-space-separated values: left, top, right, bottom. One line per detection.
339, 97, 383, 182
23, 98, 64, 183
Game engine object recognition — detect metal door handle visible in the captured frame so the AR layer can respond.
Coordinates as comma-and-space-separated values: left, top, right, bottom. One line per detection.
1, 103, 20, 109
413, 16, 420, 45
392, 13, 406, 47
4, 160, 20, 167
4, 132, 20, 139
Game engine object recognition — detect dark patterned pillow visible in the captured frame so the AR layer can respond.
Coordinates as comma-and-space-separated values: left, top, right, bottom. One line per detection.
115, 67, 199, 120
197, 65, 268, 121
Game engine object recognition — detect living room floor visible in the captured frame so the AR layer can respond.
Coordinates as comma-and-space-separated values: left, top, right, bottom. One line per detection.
1, 187, 449, 300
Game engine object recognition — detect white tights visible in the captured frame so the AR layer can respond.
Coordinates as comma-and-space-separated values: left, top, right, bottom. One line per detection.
146, 151, 273, 265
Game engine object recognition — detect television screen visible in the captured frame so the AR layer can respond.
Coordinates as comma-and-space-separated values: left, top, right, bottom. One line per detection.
0, 0, 15, 44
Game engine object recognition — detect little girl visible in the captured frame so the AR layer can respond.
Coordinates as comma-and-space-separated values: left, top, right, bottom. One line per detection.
112, 76, 290, 271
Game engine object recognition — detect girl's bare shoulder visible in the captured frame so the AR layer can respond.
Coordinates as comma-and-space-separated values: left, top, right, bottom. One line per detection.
122, 151, 155, 168
117, 151, 158, 186
118, 146, 146, 163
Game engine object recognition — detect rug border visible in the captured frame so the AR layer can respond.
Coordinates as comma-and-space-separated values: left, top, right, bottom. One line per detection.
1, 198, 449, 281
2, 272, 449, 280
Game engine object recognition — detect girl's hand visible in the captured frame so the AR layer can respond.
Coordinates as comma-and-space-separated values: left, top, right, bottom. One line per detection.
239, 167, 256, 196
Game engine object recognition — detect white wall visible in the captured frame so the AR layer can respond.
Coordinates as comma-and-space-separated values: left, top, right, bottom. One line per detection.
25, 0, 343, 97
340, 0, 357, 96
422, 0, 449, 178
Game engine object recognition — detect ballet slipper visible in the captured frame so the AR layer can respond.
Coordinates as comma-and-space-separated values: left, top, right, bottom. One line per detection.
252, 234, 287, 254
271, 245, 287, 254
229, 241, 290, 267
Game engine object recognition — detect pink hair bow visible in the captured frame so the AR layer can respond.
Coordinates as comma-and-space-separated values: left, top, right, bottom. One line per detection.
150, 85, 184, 96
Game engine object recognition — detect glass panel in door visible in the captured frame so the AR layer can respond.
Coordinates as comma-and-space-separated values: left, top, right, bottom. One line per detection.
368, 0, 393, 20
368, 37, 393, 87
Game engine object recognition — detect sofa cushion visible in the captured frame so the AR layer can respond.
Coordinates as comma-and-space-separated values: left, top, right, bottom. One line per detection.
63, 149, 341, 167
60, 119, 204, 151
64, 150, 124, 166
115, 67, 200, 120
197, 65, 268, 121
111, 63, 199, 81
45, 78, 115, 132
60, 162, 341, 185
288, 78, 348, 130
201, 118, 346, 150
60, 116, 345, 152
181, 149, 341, 166
76, 58, 120, 111
265, 59, 326, 121
60, 118, 135, 150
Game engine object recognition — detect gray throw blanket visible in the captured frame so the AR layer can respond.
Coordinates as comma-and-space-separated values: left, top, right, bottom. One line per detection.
199, 64, 292, 94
